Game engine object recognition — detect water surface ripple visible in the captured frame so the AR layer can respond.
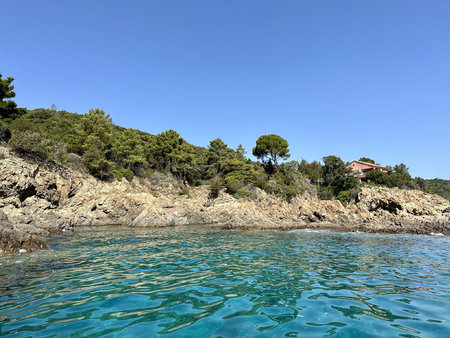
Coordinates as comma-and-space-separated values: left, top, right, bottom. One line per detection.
1, 226, 449, 337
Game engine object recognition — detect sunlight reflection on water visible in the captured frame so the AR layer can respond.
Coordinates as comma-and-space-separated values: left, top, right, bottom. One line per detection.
1, 226, 449, 337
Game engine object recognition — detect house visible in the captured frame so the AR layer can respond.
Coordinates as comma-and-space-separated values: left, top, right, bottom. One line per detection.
346, 160, 390, 181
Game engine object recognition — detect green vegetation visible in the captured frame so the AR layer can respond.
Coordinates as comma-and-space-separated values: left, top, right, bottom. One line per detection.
1, 72, 449, 202
425, 179, 450, 201
358, 157, 375, 164
0, 73, 19, 122
365, 164, 418, 190
252, 134, 290, 171
319, 156, 359, 203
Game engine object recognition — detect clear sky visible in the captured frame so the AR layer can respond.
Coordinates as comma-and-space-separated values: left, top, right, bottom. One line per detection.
1, 0, 449, 179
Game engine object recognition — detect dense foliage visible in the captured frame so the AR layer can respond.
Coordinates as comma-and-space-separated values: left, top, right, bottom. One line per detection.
425, 179, 450, 201
0, 73, 18, 121
1, 73, 22, 141
252, 134, 290, 171
365, 164, 425, 190
1, 73, 448, 202
319, 156, 359, 203
358, 157, 375, 164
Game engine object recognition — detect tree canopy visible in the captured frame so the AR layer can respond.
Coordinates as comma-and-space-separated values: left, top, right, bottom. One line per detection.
358, 157, 375, 164
0, 73, 19, 122
252, 134, 290, 169
320, 155, 359, 202
77, 109, 114, 179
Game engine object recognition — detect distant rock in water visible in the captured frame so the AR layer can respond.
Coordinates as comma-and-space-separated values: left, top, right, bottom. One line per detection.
1, 145, 450, 253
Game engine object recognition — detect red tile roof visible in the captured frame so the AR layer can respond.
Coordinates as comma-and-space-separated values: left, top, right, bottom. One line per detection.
347, 160, 390, 171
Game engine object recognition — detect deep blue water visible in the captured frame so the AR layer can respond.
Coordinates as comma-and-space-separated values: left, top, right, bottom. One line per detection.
1, 226, 449, 337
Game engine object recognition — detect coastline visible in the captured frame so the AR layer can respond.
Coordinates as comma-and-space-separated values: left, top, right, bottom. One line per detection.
1, 145, 450, 253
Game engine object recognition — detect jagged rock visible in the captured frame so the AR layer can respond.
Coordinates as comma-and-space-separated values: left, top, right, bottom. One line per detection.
0, 209, 14, 240
0, 209, 47, 254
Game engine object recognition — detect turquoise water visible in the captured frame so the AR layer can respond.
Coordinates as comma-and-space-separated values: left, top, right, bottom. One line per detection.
1, 226, 449, 337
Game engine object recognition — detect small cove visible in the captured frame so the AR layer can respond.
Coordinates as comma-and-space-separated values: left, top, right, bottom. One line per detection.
1, 225, 449, 337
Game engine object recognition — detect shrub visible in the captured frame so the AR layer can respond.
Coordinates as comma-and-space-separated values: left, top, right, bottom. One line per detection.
366, 169, 389, 185
224, 175, 244, 194
8, 119, 53, 157
178, 186, 190, 196
318, 186, 334, 200
208, 175, 223, 198
48, 142, 69, 167
112, 168, 134, 182
337, 190, 352, 205
65, 153, 87, 173
148, 172, 178, 191
0, 120, 11, 142
9, 129, 49, 159
262, 169, 309, 202
234, 188, 255, 200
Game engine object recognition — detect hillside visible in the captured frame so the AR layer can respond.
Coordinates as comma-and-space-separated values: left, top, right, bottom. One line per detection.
1, 146, 450, 253
426, 179, 450, 201
2, 73, 448, 204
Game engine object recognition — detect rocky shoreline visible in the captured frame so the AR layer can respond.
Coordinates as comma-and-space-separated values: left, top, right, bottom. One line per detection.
1, 146, 450, 253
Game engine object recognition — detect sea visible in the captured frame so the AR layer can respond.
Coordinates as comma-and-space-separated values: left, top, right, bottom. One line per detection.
1, 225, 449, 337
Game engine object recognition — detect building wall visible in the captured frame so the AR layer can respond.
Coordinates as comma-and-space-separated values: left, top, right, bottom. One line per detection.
347, 161, 389, 173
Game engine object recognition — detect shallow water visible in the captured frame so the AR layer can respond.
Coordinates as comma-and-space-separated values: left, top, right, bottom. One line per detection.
1, 226, 449, 337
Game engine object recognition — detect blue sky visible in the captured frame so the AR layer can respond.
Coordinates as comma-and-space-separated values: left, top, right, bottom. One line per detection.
1, 0, 449, 179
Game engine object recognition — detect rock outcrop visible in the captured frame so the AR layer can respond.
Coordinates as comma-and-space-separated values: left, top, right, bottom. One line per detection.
1, 145, 450, 253
0, 209, 47, 254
